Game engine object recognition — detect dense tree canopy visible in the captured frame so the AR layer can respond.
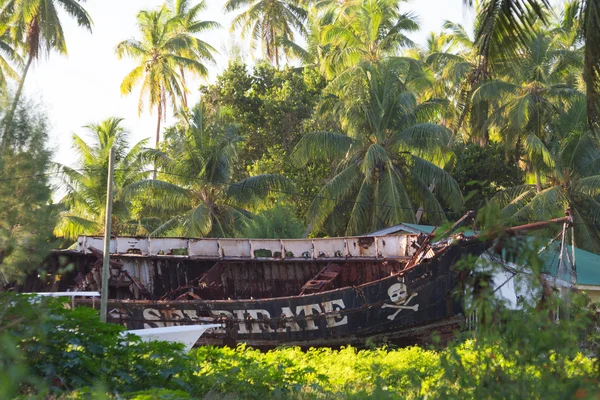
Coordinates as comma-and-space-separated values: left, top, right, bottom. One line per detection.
0, 0, 598, 261
0, 99, 56, 281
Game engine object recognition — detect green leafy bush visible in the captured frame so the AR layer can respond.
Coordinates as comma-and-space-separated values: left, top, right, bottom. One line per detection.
186, 339, 597, 399
450, 142, 524, 211
2, 280, 600, 399
0, 294, 196, 397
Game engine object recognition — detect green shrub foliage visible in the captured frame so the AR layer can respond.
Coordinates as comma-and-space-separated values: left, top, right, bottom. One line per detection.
0, 100, 57, 282
0, 294, 195, 397
1, 291, 599, 399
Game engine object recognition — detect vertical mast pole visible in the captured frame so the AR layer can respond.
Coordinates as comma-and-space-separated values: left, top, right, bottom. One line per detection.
100, 147, 116, 323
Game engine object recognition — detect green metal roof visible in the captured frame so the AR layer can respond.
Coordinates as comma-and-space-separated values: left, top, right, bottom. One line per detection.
499, 239, 600, 286
565, 246, 600, 286
400, 223, 435, 234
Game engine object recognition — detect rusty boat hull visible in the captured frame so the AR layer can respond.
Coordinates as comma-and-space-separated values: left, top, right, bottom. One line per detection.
72, 240, 487, 347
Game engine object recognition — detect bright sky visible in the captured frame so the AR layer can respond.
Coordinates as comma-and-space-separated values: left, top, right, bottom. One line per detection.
23, 0, 474, 166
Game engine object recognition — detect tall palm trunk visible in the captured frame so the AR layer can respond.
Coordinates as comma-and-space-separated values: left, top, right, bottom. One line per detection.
180, 67, 188, 108
415, 182, 436, 223
2, 55, 33, 148
154, 100, 162, 180
535, 169, 542, 193
583, 0, 600, 128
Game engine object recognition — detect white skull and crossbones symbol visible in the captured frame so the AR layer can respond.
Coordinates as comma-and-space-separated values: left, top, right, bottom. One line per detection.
381, 283, 419, 320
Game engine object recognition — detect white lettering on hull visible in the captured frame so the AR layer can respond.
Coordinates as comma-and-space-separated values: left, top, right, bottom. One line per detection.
140, 298, 349, 333
142, 308, 164, 329
321, 299, 348, 327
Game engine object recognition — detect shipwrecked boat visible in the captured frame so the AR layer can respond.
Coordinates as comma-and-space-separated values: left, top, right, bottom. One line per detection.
33, 216, 572, 347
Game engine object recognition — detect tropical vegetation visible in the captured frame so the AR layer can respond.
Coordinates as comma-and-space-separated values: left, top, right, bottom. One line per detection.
1, 286, 599, 398
0, 98, 56, 281
54, 117, 150, 240
0, 0, 597, 261
1, 1, 600, 397
125, 103, 291, 238
115, 3, 218, 148
0, 0, 93, 139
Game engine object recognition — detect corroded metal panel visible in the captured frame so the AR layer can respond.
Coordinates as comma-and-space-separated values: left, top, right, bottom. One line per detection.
250, 239, 283, 258
76, 234, 421, 260
219, 239, 251, 258
219, 262, 322, 299
121, 258, 155, 293
116, 237, 149, 255
78, 236, 116, 253
376, 236, 407, 258
280, 239, 314, 259
312, 238, 347, 258
188, 239, 220, 258
347, 237, 377, 258
149, 238, 188, 255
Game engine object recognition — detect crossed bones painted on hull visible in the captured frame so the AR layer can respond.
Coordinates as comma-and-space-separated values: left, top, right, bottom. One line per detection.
382, 283, 419, 320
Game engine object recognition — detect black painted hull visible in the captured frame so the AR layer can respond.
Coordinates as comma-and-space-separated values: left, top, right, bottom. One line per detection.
88, 241, 486, 347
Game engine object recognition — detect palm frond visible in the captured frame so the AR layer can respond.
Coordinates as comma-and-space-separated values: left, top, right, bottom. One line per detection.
492, 184, 537, 219
524, 133, 556, 168
410, 155, 464, 212
307, 163, 363, 232
54, 215, 100, 240
361, 143, 390, 180
123, 179, 191, 209
226, 174, 294, 206
512, 185, 569, 221
572, 175, 600, 196
292, 131, 356, 166
393, 123, 452, 159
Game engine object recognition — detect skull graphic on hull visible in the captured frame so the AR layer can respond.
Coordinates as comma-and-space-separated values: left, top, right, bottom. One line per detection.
382, 283, 419, 320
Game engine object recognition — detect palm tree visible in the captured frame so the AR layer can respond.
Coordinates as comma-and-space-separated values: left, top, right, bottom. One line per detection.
464, 0, 600, 128
293, 60, 462, 236
472, 29, 582, 192
125, 103, 292, 238
55, 118, 150, 240
116, 5, 211, 149
550, 0, 582, 52
493, 125, 600, 253
166, 0, 221, 107
0, 31, 20, 96
320, 0, 419, 78
224, 0, 308, 66
0, 0, 92, 137
277, 4, 333, 69
426, 21, 492, 145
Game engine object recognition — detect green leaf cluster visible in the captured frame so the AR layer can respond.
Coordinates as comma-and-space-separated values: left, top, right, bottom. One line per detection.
0, 99, 56, 282
0, 293, 196, 398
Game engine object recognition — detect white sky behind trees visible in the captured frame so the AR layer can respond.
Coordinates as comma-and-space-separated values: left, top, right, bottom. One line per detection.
23, 0, 474, 166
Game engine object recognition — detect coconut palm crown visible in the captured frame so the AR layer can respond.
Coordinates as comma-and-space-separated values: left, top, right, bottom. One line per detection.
124, 102, 293, 238
320, 0, 419, 78
0, 0, 92, 142
55, 117, 151, 240
166, 0, 221, 107
116, 5, 215, 148
224, 0, 308, 66
293, 60, 462, 236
